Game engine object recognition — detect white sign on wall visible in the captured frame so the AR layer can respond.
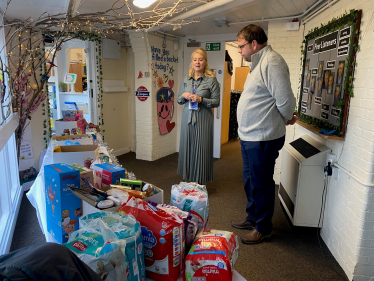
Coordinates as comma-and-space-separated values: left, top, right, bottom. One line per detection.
19, 121, 35, 171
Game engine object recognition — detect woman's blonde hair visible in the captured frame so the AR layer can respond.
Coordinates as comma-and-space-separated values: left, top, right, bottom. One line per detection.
188, 48, 215, 78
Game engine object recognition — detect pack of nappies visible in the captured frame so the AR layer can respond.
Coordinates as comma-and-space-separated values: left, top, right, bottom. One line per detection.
184, 229, 239, 281
80, 212, 145, 281
65, 218, 128, 281
171, 182, 209, 234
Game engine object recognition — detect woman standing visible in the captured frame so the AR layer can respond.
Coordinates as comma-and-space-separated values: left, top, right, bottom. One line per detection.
177, 48, 220, 184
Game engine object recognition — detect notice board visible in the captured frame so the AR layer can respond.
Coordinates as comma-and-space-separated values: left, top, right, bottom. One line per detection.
298, 10, 362, 138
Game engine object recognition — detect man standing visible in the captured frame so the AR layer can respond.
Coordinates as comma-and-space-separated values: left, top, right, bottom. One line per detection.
232, 24, 298, 244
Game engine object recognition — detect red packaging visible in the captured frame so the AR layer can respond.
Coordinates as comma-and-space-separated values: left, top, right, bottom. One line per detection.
118, 197, 184, 281
184, 229, 239, 281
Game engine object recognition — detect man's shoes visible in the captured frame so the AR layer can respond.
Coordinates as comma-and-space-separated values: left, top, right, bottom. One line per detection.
231, 219, 255, 230
240, 229, 272, 244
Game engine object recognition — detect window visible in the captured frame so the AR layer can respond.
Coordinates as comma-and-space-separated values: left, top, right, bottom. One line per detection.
0, 25, 22, 255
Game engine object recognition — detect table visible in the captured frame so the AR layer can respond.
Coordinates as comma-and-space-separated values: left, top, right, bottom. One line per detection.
26, 140, 247, 281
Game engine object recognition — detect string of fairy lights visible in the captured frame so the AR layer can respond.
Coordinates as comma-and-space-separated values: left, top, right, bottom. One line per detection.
0, 0, 201, 156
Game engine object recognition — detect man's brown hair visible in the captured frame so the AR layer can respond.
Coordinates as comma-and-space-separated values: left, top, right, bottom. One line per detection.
237, 24, 268, 45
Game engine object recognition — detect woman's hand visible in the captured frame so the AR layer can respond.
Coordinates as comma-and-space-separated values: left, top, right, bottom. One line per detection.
182, 92, 193, 100
191, 94, 202, 103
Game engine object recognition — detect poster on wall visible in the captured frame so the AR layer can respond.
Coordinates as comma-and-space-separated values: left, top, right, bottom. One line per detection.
150, 39, 178, 135
298, 10, 361, 138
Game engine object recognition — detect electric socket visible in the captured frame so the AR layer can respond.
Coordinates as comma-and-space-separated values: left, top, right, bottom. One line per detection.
326, 152, 337, 165
332, 166, 339, 179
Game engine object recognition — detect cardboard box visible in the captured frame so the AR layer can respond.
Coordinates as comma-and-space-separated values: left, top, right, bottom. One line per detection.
55, 119, 86, 135
54, 134, 94, 146
44, 163, 82, 244
69, 164, 94, 188
55, 120, 78, 135
91, 163, 126, 190
53, 145, 98, 167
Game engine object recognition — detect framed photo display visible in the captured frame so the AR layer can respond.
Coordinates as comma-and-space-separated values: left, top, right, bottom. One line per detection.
298, 10, 362, 138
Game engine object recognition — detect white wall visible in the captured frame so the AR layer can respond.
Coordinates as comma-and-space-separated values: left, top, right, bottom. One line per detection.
270, 1, 374, 280
129, 32, 178, 161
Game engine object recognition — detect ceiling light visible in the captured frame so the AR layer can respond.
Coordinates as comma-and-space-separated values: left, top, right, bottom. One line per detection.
133, 0, 157, 8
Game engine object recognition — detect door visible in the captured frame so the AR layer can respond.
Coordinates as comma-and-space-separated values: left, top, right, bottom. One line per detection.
55, 39, 93, 123
181, 42, 224, 158
221, 61, 231, 144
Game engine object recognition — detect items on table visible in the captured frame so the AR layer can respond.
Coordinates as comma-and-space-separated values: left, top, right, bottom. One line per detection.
84, 157, 93, 169
110, 185, 147, 199
120, 178, 142, 191
61, 110, 84, 121
91, 163, 126, 190
184, 229, 239, 281
119, 197, 184, 281
63, 129, 70, 135
171, 182, 209, 234
99, 152, 110, 164
64, 218, 128, 281
142, 183, 159, 197
44, 163, 81, 244
69, 163, 94, 190
80, 212, 146, 281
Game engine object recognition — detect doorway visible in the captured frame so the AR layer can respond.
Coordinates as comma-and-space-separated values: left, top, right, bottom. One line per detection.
49, 39, 97, 132
180, 42, 225, 158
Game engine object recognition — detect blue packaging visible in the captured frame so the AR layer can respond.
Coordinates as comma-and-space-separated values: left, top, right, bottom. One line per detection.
45, 163, 82, 244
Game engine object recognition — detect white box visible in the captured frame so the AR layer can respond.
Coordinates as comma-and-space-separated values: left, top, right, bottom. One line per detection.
55, 120, 78, 135
53, 145, 98, 167
286, 22, 299, 31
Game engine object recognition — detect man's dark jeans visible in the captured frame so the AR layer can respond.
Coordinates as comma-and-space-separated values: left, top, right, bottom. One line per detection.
240, 135, 285, 233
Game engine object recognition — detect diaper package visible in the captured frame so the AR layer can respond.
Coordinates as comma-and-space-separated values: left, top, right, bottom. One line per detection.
64, 218, 128, 281
152, 203, 198, 257
80, 212, 146, 281
171, 182, 209, 234
119, 197, 184, 281
184, 229, 239, 281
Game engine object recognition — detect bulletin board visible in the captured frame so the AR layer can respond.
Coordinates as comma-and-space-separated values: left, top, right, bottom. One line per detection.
298, 10, 362, 139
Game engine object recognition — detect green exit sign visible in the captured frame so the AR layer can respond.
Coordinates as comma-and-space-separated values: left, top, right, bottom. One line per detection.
206, 43, 221, 51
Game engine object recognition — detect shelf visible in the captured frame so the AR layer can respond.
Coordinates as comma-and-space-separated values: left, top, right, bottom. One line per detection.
59, 92, 89, 96
296, 120, 345, 141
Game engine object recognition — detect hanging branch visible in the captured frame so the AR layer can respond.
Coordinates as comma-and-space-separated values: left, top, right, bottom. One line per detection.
0, 0, 202, 162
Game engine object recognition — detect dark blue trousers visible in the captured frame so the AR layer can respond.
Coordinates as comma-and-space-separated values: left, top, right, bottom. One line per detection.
240, 136, 285, 233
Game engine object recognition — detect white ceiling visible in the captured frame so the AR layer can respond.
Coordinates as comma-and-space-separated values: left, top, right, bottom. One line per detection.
1, 0, 323, 36
0, 0, 70, 21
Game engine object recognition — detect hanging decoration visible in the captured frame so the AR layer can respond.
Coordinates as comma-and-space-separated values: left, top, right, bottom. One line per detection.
0, 0, 200, 159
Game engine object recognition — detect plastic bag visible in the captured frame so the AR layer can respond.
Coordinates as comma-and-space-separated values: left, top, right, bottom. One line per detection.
119, 197, 184, 281
80, 212, 146, 281
184, 229, 239, 281
171, 182, 209, 234
64, 218, 128, 281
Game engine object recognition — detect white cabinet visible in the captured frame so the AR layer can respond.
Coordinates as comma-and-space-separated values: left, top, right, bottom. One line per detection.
278, 135, 330, 227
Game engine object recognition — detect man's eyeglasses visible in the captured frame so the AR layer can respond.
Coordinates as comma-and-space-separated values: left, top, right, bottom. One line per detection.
238, 42, 250, 50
